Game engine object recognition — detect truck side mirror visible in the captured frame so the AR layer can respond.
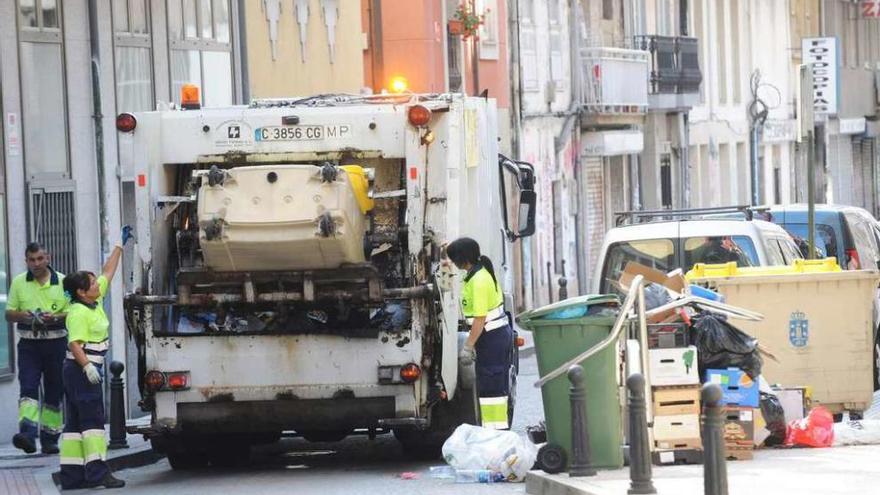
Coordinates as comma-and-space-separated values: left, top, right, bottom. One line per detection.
517, 190, 537, 237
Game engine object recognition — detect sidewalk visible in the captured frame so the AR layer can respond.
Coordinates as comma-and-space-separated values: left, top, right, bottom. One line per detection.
0, 417, 161, 495
526, 444, 880, 495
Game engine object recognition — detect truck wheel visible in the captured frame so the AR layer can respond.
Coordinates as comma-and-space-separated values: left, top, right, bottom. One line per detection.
507, 364, 517, 428
393, 383, 479, 457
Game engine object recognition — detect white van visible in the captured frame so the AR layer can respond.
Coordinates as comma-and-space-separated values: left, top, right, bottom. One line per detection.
592, 210, 803, 294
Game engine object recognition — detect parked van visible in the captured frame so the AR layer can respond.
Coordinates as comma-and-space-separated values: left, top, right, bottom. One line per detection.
592, 208, 802, 294
759, 204, 880, 271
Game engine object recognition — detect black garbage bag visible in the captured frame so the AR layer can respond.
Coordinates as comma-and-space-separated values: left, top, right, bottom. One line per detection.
690, 312, 763, 379
643, 283, 672, 311
760, 392, 786, 446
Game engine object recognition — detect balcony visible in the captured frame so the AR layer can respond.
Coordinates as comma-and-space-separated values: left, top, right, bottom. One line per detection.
580, 47, 649, 124
634, 35, 702, 111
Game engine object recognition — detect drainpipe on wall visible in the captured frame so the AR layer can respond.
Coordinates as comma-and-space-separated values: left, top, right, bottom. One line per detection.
87, 0, 108, 255
237, 0, 250, 102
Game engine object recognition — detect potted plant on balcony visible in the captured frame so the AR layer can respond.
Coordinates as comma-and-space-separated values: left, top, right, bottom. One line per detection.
449, 3, 487, 40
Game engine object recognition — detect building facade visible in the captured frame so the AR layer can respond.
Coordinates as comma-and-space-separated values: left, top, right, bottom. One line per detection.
0, 0, 246, 438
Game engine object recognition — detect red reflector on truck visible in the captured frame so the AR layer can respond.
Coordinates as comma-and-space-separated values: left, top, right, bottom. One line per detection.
409, 167, 417, 180
137, 174, 146, 187
400, 363, 421, 383
167, 373, 188, 390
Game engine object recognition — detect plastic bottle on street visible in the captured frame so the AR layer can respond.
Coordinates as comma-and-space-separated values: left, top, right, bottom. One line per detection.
454, 469, 505, 483
428, 466, 456, 479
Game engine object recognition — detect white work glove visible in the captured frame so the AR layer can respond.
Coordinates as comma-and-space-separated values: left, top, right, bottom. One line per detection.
82, 363, 102, 385
458, 344, 476, 366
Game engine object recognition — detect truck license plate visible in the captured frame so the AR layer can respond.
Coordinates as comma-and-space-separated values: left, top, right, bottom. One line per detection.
255, 125, 350, 142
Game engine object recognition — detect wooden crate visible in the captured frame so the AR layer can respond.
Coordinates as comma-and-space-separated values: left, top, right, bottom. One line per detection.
653, 385, 701, 416
655, 437, 702, 450
725, 446, 754, 461
653, 448, 703, 466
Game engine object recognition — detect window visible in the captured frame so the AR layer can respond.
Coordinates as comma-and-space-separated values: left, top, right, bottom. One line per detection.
782, 224, 838, 260
763, 238, 787, 266
603, 0, 614, 20
113, 0, 153, 113
520, 0, 538, 91
601, 239, 675, 293
683, 236, 758, 271
167, 0, 233, 107
477, 0, 499, 60
18, 0, 69, 179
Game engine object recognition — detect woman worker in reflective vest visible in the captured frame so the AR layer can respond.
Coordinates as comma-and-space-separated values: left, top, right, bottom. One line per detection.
59, 229, 130, 490
446, 237, 513, 430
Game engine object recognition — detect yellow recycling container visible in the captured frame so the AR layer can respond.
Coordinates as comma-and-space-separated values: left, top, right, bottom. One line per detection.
690, 270, 878, 413
686, 257, 841, 280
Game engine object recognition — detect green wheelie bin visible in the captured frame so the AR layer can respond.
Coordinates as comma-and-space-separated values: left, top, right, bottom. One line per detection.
519, 295, 624, 473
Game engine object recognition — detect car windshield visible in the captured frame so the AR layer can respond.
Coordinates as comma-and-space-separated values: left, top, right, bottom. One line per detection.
683, 236, 758, 271
781, 224, 838, 259
601, 239, 675, 293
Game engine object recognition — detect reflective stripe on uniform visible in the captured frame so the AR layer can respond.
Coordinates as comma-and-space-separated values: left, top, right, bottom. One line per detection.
65, 352, 104, 365
479, 396, 509, 430
83, 340, 109, 352
18, 397, 39, 423
82, 429, 107, 463
466, 305, 507, 331
60, 433, 84, 466
17, 329, 68, 339
40, 405, 63, 433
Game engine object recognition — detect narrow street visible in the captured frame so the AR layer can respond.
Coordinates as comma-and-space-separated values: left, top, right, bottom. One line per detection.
65, 351, 543, 495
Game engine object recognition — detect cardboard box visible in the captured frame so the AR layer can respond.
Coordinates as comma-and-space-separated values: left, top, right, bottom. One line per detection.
649, 347, 699, 386
653, 414, 701, 441
725, 445, 754, 461
705, 368, 759, 407
648, 323, 689, 349
723, 407, 755, 447
653, 385, 701, 416
773, 387, 808, 422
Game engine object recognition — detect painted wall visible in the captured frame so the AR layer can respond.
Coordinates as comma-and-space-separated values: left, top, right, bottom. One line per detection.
245, 0, 366, 98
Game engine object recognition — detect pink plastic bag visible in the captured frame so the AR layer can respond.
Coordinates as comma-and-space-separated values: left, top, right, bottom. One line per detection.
784, 406, 835, 448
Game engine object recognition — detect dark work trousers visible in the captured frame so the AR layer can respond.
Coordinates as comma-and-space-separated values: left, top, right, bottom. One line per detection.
59, 359, 109, 489
17, 337, 66, 445
474, 323, 513, 397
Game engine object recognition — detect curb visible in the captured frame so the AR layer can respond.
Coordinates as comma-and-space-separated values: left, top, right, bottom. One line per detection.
525, 471, 603, 495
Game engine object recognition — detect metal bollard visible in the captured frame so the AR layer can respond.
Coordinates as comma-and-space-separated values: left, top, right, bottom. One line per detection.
701, 383, 728, 495
568, 365, 596, 477
558, 276, 568, 300
626, 373, 657, 494
108, 361, 129, 450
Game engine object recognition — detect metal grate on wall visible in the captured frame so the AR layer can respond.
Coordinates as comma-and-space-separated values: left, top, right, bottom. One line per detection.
29, 185, 78, 275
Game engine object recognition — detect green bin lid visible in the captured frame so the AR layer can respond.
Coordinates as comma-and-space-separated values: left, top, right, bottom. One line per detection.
517, 294, 620, 325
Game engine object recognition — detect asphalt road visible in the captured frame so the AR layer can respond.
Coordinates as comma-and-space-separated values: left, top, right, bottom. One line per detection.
68, 349, 545, 495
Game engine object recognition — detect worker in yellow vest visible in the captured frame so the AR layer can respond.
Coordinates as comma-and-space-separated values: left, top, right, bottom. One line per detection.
446, 237, 513, 430
7, 243, 68, 454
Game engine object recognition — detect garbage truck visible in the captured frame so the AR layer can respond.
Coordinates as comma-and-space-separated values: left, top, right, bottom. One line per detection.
118, 92, 537, 468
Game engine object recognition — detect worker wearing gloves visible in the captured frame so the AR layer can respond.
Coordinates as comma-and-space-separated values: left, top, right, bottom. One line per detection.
8, 243, 69, 454
58, 228, 130, 490
446, 237, 513, 430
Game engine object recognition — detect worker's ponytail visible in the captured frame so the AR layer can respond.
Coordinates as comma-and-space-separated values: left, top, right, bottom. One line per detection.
479, 254, 498, 288
446, 237, 497, 287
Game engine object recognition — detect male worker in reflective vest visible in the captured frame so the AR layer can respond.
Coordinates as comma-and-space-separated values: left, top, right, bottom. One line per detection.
7, 242, 68, 454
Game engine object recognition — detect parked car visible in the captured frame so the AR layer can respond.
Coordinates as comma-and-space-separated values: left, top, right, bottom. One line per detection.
759, 204, 880, 389
592, 207, 804, 295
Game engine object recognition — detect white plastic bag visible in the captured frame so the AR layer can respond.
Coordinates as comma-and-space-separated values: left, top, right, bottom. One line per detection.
441, 424, 537, 482
832, 420, 880, 446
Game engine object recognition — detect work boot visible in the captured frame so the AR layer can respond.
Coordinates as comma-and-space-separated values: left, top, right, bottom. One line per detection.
84, 473, 126, 489
12, 433, 37, 454
41, 441, 59, 455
